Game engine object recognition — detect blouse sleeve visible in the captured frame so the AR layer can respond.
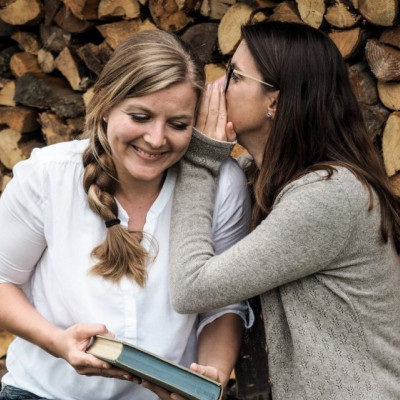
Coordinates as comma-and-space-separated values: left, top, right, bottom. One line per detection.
170, 130, 354, 314
0, 150, 46, 285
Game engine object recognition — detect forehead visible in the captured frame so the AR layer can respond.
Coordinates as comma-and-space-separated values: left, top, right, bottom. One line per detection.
232, 40, 258, 72
119, 81, 198, 114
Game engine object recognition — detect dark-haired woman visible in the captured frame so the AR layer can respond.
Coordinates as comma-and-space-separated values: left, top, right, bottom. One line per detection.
170, 21, 400, 399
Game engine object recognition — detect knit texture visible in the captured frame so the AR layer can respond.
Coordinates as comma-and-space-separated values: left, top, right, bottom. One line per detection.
169, 129, 400, 400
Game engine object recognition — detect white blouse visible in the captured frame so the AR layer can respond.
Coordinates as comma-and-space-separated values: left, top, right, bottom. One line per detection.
0, 139, 252, 400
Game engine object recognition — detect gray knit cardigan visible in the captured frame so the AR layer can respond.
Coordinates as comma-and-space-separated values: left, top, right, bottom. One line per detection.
170, 129, 400, 400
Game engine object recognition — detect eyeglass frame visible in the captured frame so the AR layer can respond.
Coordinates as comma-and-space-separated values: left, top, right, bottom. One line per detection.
224, 63, 277, 92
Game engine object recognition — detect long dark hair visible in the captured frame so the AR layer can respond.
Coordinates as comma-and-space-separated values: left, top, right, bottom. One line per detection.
242, 21, 400, 253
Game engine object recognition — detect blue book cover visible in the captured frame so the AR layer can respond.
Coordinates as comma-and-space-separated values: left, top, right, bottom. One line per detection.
86, 335, 223, 400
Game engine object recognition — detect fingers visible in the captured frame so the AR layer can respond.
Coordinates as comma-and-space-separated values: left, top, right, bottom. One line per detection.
190, 363, 219, 382
196, 83, 229, 141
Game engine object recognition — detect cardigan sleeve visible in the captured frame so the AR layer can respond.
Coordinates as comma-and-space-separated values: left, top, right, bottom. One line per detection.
169, 132, 356, 314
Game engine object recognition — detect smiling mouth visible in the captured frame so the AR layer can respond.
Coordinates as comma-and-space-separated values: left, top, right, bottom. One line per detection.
133, 145, 166, 159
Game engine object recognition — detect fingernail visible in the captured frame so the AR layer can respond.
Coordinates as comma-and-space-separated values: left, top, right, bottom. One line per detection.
102, 363, 109, 369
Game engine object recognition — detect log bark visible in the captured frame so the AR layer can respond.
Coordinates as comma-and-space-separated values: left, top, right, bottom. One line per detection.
181, 23, 219, 64
54, 4, 94, 33
10, 32, 41, 55
360, 102, 390, 139
148, 0, 192, 32
380, 26, 400, 50
76, 41, 113, 76
348, 62, 378, 105
14, 72, 85, 118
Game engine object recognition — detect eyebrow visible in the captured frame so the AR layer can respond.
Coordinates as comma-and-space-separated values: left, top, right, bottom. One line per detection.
123, 104, 193, 120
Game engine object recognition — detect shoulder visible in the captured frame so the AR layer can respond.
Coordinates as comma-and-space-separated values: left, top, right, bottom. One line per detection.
274, 167, 371, 223
218, 157, 247, 188
13, 139, 88, 179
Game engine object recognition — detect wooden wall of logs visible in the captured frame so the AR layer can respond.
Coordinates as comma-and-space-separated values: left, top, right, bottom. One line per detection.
0, 0, 399, 195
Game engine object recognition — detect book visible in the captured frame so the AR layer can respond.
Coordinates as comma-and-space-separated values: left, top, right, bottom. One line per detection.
86, 335, 223, 400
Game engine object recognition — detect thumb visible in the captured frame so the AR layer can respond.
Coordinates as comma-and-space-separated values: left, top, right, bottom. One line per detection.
226, 122, 237, 142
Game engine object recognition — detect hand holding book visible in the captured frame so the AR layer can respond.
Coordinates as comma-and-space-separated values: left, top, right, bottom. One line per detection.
142, 363, 221, 400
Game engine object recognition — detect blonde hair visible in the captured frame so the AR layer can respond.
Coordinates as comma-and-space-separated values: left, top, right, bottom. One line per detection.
82, 29, 205, 285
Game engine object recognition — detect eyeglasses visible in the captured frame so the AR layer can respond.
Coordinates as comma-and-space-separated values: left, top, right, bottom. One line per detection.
224, 63, 276, 92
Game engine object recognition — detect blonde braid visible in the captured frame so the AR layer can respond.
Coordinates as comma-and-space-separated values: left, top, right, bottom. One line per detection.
82, 137, 149, 286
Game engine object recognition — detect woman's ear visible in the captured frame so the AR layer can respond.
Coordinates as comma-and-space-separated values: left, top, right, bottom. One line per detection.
266, 90, 279, 120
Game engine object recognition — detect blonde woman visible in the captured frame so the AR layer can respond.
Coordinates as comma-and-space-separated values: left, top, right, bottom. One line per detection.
0, 30, 251, 400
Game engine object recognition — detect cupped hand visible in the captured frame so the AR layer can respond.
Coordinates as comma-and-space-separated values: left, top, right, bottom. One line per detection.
196, 80, 236, 142
141, 362, 222, 400
52, 323, 137, 381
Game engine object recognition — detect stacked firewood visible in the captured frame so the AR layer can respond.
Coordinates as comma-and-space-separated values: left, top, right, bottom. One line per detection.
0, 0, 399, 195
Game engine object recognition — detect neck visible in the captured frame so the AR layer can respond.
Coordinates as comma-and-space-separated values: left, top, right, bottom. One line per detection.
238, 133, 267, 169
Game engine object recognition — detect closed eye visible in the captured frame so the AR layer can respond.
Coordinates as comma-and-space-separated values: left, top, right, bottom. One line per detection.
129, 113, 150, 122
168, 121, 189, 131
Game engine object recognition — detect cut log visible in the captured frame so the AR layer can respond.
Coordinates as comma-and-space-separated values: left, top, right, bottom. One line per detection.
377, 81, 400, 110
98, 0, 141, 19
39, 112, 84, 145
10, 32, 41, 55
76, 41, 113, 76
9, 52, 41, 78
269, 1, 302, 23
295, 0, 325, 29
54, 4, 94, 33
357, 0, 398, 27
324, 1, 361, 29
382, 111, 400, 176
0, 106, 40, 133
175, 0, 202, 12
218, 3, 255, 55
365, 39, 400, 82
380, 26, 400, 50
96, 19, 157, 49
1, 174, 12, 193
231, 143, 248, 158
14, 72, 85, 118
61, 0, 100, 20
360, 102, 390, 139
200, 0, 236, 20
0, 80, 16, 106
37, 48, 55, 74
0, 0, 43, 25
390, 173, 400, 197
0, 46, 20, 79
348, 62, 378, 105
181, 22, 218, 64
54, 47, 92, 91
0, 330, 14, 358
82, 87, 94, 108
43, 0, 63, 26
328, 27, 364, 60
40, 25, 72, 53
148, 0, 192, 32
204, 63, 225, 84
0, 128, 43, 170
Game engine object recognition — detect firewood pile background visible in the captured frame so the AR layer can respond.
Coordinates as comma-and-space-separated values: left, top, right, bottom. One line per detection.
0, 0, 400, 388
